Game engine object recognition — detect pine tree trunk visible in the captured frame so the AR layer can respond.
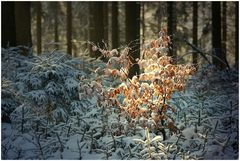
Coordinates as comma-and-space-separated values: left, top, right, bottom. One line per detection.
167, 2, 177, 62
157, 3, 161, 32
192, 2, 198, 65
112, 2, 119, 49
212, 2, 224, 69
36, 2, 42, 54
54, 2, 59, 50
125, 2, 140, 79
141, 2, 145, 45
222, 2, 227, 66
2, 2, 16, 48
15, 2, 32, 47
89, 2, 104, 58
235, 2, 239, 70
103, 2, 108, 44
66, 2, 72, 56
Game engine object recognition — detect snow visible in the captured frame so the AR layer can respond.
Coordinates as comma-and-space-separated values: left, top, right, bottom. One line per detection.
1, 47, 238, 159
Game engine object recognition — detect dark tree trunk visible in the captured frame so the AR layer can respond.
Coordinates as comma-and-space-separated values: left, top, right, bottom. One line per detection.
167, 2, 177, 62
89, 2, 104, 58
103, 2, 108, 44
192, 2, 198, 65
15, 2, 32, 47
212, 2, 224, 69
53, 2, 59, 50
141, 2, 145, 45
235, 2, 239, 70
2, 2, 16, 48
66, 2, 72, 55
112, 2, 119, 49
125, 2, 140, 79
222, 2, 227, 65
36, 2, 42, 54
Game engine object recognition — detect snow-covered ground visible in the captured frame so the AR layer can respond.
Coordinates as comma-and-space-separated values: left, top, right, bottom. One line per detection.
1, 47, 239, 159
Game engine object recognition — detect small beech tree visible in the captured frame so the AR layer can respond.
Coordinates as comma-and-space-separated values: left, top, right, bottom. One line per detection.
91, 29, 196, 139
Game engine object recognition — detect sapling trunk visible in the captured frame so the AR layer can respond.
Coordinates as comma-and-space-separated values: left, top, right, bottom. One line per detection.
37, 133, 44, 159
160, 120, 166, 140
117, 109, 122, 134
213, 120, 218, 136
184, 112, 187, 126
80, 128, 87, 142
194, 123, 197, 133
36, 121, 39, 132
229, 101, 233, 133
159, 94, 166, 140
198, 109, 201, 126
67, 124, 71, 137
16, 149, 22, 159
45, 127, 48, 139
106, 150, 109, 160
222, 135, 230, 152
90, 129, 94, 154
77, 139, 85, 160
21, 106, 24, 134
202, 130, 208, 152
56, 132, 64, 158
128, 145, 132, 157
77, 116, 80, 127
110, 131, 116, 151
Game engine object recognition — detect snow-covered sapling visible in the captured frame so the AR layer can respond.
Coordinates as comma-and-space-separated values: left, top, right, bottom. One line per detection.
133, 127, 166, 159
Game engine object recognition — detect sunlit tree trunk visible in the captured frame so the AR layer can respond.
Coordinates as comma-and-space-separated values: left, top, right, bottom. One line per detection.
53, 2, 59, 50
192, 2, 198, 65
125, 2, 140, 79
15, 2, 32, 47
141, 2, 145, 45
112, 2, 119, 49
157, 3, 161, 32
2, 2, 16, 48
222, 2, 227, 64
36, 2, 42, 54
235, 2, 239, 70
66, 2, 72, 56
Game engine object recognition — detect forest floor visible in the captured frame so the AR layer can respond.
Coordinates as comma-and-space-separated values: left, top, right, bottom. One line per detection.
1, 46, 239, 159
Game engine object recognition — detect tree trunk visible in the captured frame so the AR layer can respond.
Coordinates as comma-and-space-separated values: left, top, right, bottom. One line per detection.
15, 2, 32, 47
212, 2, 224, 69
112, 2, 119, 49
89, 2, 104, 58
222, 2, 227, 65
36, 2, 42, 54
235, 2, 239, 70
125, 2, 140, 79
156, 3, 161, 32
53, 2, 59, 50
141, 2, 145, 45
167, 2, 177, 62
103, 2, 108, 45
66, 2, 72, 56
192, 2, 198, 65
1, 2, 16, 48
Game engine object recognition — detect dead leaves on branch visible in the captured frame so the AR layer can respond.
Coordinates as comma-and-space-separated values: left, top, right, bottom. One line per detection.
90, 29, 196, 133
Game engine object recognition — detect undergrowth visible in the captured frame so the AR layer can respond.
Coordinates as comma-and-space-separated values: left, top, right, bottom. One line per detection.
1, 32, 238, 159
